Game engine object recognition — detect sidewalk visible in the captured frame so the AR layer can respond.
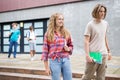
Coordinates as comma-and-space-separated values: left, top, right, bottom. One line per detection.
0, 53, 120, 75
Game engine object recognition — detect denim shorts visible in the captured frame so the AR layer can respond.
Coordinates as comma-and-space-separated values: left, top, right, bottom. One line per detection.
29, 41, 36, 50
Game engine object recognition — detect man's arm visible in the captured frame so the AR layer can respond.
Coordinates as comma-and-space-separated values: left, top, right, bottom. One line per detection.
105, 35, 112, 60
84, 35, 93, 62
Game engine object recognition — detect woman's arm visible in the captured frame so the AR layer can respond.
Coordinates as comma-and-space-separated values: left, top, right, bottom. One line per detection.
44, 61, 51, 75
41, 33, 50, 75
64, 36, 73, 55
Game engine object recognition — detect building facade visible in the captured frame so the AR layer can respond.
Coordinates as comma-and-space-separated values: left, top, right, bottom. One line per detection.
0, 0, 120, 55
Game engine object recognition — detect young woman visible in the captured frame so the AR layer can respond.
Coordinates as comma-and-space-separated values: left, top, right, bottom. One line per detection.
82, 4, 112, 80
41, 13, 73, 80
26, 26, 36, 61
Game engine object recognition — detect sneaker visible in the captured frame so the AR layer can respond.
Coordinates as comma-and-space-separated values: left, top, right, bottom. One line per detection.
31, 57, 34, 61
8, 55, 10, 58
14, 56, 16, 58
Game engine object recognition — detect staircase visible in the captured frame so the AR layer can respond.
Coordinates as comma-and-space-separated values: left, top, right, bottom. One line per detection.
0, 66, 82, 80
0, 66, 120, 80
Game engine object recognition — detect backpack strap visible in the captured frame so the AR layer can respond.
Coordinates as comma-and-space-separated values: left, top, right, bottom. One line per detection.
26, 31, 30, 38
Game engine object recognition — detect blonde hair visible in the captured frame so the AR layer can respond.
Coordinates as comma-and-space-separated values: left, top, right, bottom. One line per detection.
46, 13, 70, 42
92, 4, 107, 19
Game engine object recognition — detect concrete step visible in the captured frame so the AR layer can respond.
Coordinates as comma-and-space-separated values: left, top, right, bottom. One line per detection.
0, 72, 50, 80
105, 74, 120, 80
0, 72, 82, 80
0, 66, 83, 78
0, 66, 47, 76
0, 66, 120, 80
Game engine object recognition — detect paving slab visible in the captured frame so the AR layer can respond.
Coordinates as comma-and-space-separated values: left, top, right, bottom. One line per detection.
0, 53, 120, 75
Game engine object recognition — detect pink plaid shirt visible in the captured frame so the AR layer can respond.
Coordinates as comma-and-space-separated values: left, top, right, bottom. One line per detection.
41, 31, 73, 61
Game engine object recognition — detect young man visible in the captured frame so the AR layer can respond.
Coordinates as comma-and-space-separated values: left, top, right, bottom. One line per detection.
82, 4, 112, 80
8, 23, 20, 58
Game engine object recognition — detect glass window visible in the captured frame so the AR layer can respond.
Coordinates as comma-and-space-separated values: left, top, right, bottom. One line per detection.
3, 38, 9, 44
24, 30, 29, 36
3, 31, 10, 37
24, 38, 29, 44
24, 45, 43, 52
36, 45, 42, 52
24, 45, 30, 52
3, 24, 11, 30
24, 23, 32, 29
17, 24, 20, 30
36, 37, 43, 44
17, 46, 20, 52
35, 29, 43, 36
1, 19, 47, 53
34, 22, 43, 28
3, 46, 9, 52
24, 37, 43, 44
3, 46, 20, 52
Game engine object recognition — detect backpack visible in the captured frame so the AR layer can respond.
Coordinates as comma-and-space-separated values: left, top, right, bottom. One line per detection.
26, 31, 32, 41
9, 32, 13, 42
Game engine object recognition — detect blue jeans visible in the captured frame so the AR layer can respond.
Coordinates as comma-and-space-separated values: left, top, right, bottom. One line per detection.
8, 40, 18, 58
49, 57, 72, 80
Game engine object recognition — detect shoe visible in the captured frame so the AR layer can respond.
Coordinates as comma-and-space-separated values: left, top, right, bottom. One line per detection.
31, 57, 34, 61
14, 55, 16, 58
8, 55, 10, 58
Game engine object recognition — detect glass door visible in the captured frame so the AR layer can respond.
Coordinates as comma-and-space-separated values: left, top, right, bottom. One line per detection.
2, 24, 20, 53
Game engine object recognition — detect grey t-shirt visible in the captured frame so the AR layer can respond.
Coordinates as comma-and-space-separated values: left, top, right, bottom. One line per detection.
84, 20, 109, 55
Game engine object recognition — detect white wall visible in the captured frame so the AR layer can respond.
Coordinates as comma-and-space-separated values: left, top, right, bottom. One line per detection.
0, 0, 120, 55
